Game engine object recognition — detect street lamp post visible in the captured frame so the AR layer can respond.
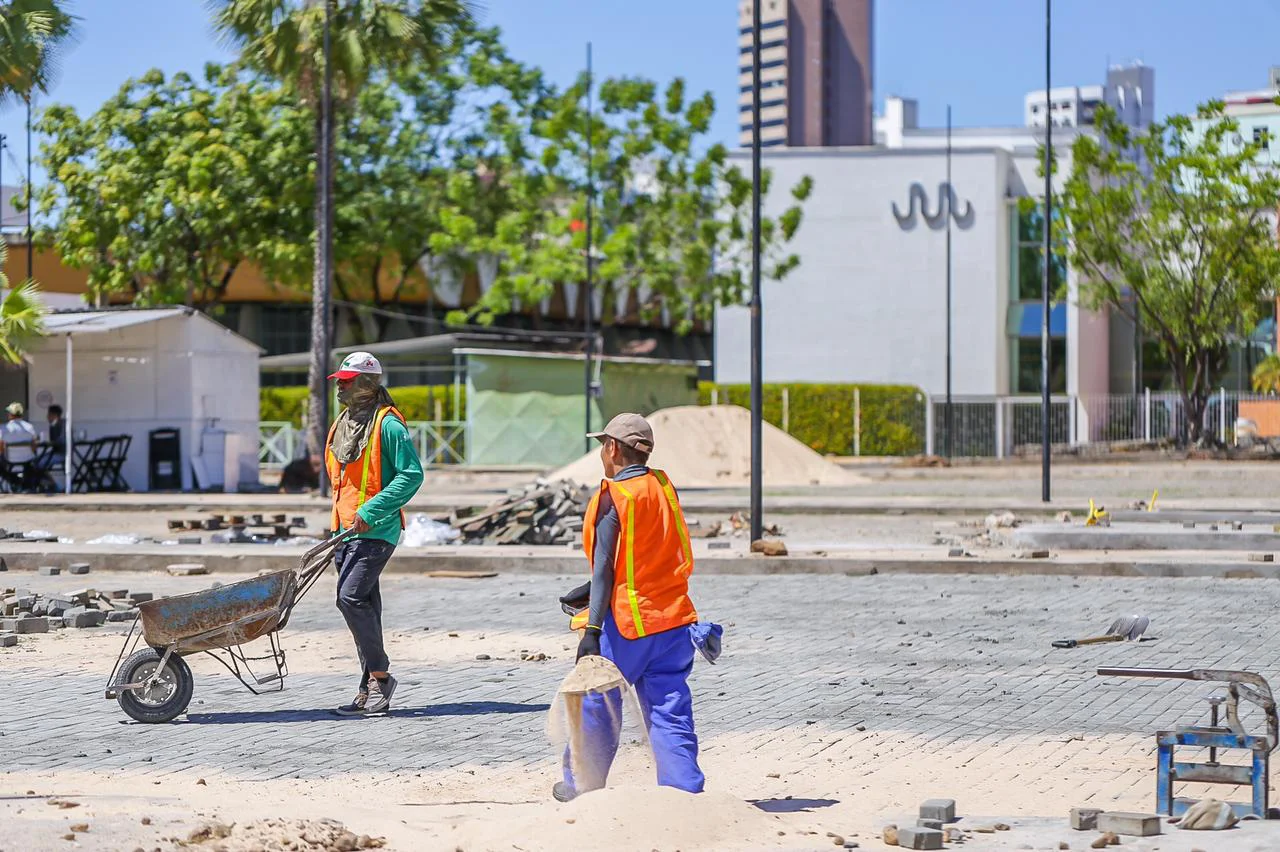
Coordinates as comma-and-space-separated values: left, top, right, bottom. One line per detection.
945, 105, 953, 461
1041, 0, 1053, 503
749, 0, 764, 543
583, 42, 595, 453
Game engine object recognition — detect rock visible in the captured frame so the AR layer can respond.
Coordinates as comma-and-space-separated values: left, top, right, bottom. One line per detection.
68, 563, 91, 575
1058, 511, 1073, 522
188, 822, 232, 842
1071, 807, 1103, 831
973, 825, 996, 833
0, 633, 16, 647
167, 563, 209, 576
70, 823, 88, 832
196, 778, 207, 786
831, 836, 845, 846
141, 817, 152, 825
882, 824, 899, 846
475, 654, 491, 661
1060, 844, 1070, 850
985, 511, 1020, 529
61, 834, 75, 841
995, 822, 1011, 831
750, 539, 788, 557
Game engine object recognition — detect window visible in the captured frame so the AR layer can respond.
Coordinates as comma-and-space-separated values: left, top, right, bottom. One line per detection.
1014, 338, 1067, 394
740, 38, 785, 55
740, 58, 786, 73
740, 118, 786, 132
1013, 203, 1067, 301
739, 19, 785, 35
1254, 126, 1270, 150
739, 99, 786, 113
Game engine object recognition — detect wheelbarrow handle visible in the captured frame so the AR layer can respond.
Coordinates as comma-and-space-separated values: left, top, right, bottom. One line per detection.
298, 528, 356, 582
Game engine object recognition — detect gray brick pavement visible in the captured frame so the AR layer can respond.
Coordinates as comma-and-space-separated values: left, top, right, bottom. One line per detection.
4, 572, 1280, 785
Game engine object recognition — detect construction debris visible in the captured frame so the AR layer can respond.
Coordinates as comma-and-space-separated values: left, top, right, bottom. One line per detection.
447, 479, 593, 546
751, 539, 788, 557
170, 512, 310, 544
0, 583, 146, 641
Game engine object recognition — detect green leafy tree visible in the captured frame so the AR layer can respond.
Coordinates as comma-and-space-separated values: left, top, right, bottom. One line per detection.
435, 74, 813, 334
33, 65, 312, 307
1252, 352, 1280, 394
0, 260, 47, 364
1059, 103, 1280, 445
210, 0, 475, 456
328, 23, 553, 343
0, 0, 78, 269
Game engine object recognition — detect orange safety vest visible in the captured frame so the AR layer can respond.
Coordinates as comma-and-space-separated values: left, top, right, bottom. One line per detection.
580, 469, 697, 640
325, 405, 408, 532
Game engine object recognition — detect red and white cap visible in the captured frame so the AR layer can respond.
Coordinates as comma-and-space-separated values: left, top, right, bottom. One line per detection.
328, 351, 382, 380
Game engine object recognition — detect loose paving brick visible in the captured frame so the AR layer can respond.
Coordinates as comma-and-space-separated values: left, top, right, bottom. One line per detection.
1096, 812, 1160, 837
1071, 807, 1103, 830
0, 632, 15, 647
919, 799, 955, 822
3, 615, 48, 634
897, 826, 943, 849
166, 564, 208, 576
68, 562, 91, 575
37, 566, 60, 576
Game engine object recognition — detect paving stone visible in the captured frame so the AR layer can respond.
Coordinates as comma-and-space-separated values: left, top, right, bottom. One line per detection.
130, 592, 154, 604
166, 564, 209, 576
708, 541, 731, 550
1249, 553, 1274, 563
0, 556, 6, 571
106, 590, 130, 600
68, 563, 91, 575
916, 818, 943, 830
1071, 807, 1103, 830
0, 633, 15, 647
2, 616, 48, 634
106, 609, 138, 623
919, 799, 956, 822
37, 566, 60, 576
44, 598, 74, 617
44, 616, 64, 630
63, 611, 106, 628
896, 826, 943, 850
1096, 812, 1160, 837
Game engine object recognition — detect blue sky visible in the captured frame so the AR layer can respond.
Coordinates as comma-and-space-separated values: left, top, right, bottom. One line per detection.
1, 0, 1278, 183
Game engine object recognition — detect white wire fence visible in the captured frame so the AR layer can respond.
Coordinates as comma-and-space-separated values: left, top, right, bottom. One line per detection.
258, 420, 466, 469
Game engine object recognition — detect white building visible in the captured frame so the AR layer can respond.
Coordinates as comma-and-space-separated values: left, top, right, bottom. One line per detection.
1024, 63, 1154, 130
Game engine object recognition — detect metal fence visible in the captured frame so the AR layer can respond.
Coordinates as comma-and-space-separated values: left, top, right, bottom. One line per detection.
258, 420, 467, 469
926, 390, 1273, 458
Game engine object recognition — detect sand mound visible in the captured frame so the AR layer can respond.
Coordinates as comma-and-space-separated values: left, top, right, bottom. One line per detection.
550, 405, 857, 488
451, 785, 788, 852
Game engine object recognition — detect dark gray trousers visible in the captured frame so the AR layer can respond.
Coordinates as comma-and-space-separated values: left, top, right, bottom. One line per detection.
335, 538, 395, 685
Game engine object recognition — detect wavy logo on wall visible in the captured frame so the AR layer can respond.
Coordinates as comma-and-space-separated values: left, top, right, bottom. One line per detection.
892, 182, 975, 231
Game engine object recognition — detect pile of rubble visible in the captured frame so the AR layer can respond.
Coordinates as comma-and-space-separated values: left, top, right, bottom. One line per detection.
439, 480, 780, 548
448, 479, 594, 545
171, 513, 311, 544
1, 585, 149, 644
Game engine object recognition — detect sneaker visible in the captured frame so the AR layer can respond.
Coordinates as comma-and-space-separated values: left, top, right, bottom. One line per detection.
552, 782, 577, 803
334, 690, 368, 717
365, 674, 397, 714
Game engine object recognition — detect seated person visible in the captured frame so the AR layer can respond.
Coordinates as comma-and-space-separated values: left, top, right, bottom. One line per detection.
279, 453, 321, 492
1, 402, 38, 488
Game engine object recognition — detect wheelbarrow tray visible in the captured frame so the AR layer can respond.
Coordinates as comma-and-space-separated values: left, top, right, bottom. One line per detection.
138, 570, 297, 653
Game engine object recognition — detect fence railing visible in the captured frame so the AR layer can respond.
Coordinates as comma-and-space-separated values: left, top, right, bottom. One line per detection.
259, 420, 467, 469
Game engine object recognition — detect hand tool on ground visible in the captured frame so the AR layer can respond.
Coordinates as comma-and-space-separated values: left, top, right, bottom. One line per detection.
1052, 614, 1150, 648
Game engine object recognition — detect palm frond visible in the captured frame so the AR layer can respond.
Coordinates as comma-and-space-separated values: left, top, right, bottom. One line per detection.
0, 279, 48, 365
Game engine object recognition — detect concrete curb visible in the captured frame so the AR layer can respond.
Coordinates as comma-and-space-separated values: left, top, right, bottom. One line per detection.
4, 544, 1280, 579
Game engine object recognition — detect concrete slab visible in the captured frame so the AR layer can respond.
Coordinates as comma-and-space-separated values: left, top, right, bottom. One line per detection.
1012, 523, 1280, 551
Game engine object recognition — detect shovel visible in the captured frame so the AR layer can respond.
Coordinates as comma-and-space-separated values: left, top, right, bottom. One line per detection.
1052, 614, 1151, 649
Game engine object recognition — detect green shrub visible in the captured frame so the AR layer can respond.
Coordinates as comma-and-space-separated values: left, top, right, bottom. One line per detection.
697, 382, 926, 456
260, 385, 467, 425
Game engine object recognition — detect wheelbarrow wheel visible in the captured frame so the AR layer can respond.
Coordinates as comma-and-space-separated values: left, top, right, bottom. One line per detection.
112, 648, 194, 724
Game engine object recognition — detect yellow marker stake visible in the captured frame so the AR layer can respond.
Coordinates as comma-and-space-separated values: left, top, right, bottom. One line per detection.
1148, 489, 1159, 512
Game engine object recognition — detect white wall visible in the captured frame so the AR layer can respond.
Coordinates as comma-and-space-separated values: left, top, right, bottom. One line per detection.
716, 148, 1013, 394
25, 314, 259, 492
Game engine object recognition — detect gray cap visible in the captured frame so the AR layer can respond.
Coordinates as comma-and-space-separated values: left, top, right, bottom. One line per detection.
587, 412, 654, 453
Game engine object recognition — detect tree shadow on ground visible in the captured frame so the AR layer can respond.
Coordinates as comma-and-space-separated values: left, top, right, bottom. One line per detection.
183, 701, 550, 724
751, 798, 840, 813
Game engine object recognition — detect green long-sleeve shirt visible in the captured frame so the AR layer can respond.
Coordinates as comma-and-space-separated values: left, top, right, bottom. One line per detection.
353, 415, 424, 545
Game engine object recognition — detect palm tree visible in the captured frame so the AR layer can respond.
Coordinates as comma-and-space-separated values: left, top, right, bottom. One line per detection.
209, 0, 474, 466
1252, 353, 1280, 394
0, 244, 47, 365
0, 0, 78, 279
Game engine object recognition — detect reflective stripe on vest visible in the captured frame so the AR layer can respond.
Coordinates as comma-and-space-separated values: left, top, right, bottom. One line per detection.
612, 480, 646, 638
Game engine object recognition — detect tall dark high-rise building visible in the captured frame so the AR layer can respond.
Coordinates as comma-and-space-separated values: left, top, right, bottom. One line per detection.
738, 0, 874, 148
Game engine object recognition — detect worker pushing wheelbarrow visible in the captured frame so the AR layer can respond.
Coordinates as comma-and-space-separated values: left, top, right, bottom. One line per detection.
104, 532, 351, 723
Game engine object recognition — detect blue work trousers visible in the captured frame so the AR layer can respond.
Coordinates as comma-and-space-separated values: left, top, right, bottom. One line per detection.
562, 616, 705, 795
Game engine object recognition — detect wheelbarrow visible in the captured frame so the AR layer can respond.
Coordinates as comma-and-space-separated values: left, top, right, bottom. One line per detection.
103, 532, 351, 723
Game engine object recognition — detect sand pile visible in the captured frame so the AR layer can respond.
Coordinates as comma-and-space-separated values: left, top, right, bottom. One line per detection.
449, 785, 789, 852
187, 817, 385, 850
550, 405, 857, 488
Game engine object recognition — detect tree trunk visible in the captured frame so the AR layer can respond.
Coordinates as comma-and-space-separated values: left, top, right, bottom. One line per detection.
305, 108, 330, 460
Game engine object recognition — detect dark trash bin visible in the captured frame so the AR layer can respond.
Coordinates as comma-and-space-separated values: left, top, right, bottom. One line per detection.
149, 428, 181, 491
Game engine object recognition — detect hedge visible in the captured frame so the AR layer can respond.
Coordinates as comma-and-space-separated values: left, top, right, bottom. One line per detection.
261, 385, 467, 425
698, 382, 926, 456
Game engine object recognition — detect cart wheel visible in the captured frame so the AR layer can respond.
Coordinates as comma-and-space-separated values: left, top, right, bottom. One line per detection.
112, 648, 194, 724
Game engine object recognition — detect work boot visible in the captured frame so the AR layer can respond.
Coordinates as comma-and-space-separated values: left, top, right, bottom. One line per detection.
365, 674, 397, 714
333, 690, 368, 717
552, 782, 576, 803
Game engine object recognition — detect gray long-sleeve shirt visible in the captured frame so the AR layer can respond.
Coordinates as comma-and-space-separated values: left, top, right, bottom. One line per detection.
586, 464, 650, 631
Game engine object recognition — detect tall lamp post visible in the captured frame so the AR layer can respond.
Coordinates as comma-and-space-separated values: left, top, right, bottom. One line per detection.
945, 105, 954, 460
583, 42, 595, 453
1040, 0, 1053, 503
318, 0, 334, 497
749, 0, 764, 543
